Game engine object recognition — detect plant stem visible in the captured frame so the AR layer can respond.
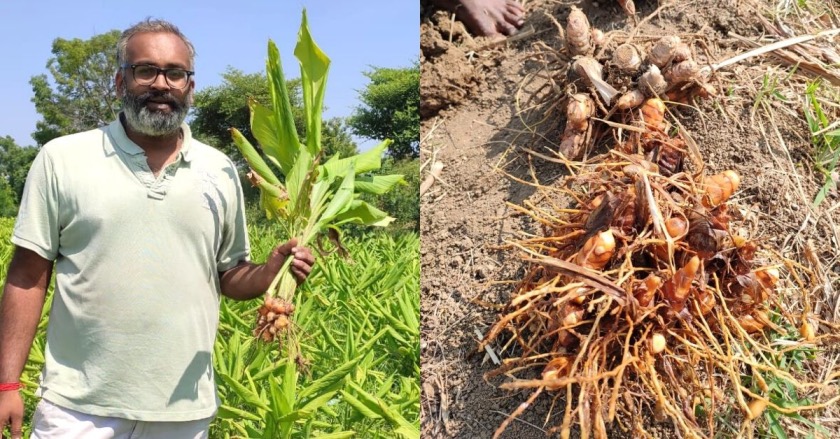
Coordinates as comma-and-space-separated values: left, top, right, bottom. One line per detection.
276, 271, 299, 302
267, 256, 295, 298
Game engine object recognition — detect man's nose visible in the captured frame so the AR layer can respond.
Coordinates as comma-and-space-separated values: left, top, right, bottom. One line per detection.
149, 71, 171, 90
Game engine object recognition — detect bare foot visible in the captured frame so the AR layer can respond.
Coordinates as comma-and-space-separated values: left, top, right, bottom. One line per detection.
432, 0, 525, 37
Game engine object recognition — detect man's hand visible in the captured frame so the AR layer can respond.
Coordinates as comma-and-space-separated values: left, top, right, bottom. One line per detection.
265, 239, 315, 285
219, 239, 315, 301
0, 391, 24, 439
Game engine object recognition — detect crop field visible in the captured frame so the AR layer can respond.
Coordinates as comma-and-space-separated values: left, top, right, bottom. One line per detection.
0, 217, 420, 438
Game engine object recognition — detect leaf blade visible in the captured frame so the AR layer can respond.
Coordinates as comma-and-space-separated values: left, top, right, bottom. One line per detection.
266, 40, 302, 170
294, 9, 330, 155
230, 128, 281, 186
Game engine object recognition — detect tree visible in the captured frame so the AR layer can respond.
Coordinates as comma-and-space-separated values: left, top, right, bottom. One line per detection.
30, 31, 122, 146
0, 136, 38, 216
348, 63, 419, 160
321, 117, 359, 159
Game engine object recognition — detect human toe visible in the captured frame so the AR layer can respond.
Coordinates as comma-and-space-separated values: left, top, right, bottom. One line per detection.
506, 0, 525, 14
476, 19, 501, 36
497, 19, 519, 36
503, 8, 525, 28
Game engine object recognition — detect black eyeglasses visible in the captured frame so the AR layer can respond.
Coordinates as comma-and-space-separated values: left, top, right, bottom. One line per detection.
122, 64, 194, 89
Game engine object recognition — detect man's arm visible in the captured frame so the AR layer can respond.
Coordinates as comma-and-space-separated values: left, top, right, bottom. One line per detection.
0, 246, 53, 438
220, 239, 314, 301
219, 261, 274, 301
0, 246, 53, 383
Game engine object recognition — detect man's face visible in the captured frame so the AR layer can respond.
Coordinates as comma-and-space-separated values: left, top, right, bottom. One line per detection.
117, 32, 194, 137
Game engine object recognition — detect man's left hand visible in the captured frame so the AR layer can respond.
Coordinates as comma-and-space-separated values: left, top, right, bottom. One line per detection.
266, 239, 315, 284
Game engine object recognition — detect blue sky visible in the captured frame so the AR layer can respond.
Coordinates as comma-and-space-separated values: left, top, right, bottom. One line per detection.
0, 0, 418, 149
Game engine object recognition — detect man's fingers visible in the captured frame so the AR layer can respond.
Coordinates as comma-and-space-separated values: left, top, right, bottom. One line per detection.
291, 268, 305, 282
291, 266, 311, 283
2, 426, 24, 439
292, 247, 315, 265
290, 249, 313, 282
11, 413, 22, 439
273, 241, 313, 284
273, 239, 298, 258
292, 259, 312, 275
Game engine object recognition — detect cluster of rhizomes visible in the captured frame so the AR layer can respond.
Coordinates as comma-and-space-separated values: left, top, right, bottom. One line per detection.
558, 6, 715, 160
481, 97, 804, 438
255, 296, 295, 342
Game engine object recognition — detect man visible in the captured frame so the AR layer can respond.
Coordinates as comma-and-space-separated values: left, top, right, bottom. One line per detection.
431, 0, 525, 37
0, 19, 314, 438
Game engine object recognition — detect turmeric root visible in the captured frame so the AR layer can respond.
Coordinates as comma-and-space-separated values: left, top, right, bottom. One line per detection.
559, 94, 595, 159
640, 98, 666, 133
663, 256, 700, 311
575, 229, 616, 271
702, 170, 740, 207
566, 7, 593, 56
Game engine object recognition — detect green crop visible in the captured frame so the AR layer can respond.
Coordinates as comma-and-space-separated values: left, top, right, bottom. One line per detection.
212, 228, 419, 438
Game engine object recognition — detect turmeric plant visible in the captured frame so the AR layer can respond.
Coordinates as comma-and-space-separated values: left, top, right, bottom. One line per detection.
230, 10, 403, 354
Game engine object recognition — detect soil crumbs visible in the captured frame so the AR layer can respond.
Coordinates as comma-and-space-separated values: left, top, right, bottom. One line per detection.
421, 0, 840, 438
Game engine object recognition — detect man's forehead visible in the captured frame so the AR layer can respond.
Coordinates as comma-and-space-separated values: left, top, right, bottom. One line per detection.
125, 32, 190, 59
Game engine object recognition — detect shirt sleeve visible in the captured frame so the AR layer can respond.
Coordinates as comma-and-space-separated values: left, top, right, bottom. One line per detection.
216, 161, 251, 272
12, 147, 60, 261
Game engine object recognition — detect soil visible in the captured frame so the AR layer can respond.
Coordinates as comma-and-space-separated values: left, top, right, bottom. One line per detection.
420, 0, 840, 438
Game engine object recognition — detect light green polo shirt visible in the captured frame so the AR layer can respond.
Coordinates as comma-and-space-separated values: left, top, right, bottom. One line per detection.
12, 116, 250, 421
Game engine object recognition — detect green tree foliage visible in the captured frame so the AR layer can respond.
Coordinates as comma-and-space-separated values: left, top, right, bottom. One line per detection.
0, 136, 38, 216
0, 180, 16, 218
30, 31, 121, 146
320, 117, 359, 159
348, 64, 419, 160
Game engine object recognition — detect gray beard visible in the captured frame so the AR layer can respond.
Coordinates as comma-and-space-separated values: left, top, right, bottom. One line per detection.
121, 91, 190, 137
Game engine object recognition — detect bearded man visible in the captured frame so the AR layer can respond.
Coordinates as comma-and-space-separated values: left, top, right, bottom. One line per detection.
0, 19, 314, 439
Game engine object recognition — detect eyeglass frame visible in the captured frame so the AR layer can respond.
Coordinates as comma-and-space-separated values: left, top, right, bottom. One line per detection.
121, 63, 195, 89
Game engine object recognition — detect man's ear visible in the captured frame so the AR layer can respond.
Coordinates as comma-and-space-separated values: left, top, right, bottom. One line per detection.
185, 78, 195, 105
115, 70, 124, 97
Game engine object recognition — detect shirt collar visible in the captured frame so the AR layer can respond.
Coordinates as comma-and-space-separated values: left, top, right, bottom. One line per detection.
108, 113, 194, 162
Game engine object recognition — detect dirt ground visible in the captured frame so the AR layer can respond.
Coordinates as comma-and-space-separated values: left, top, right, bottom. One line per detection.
420, 0, 840, 437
